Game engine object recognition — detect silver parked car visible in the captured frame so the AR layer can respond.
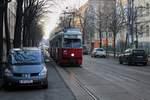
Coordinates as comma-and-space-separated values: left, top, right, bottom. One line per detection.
3, 47, 48, 89
91, 48, 106, 58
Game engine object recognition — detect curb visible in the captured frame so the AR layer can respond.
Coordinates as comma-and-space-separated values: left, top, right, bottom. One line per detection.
49, 59, 78, 100
50, 59, 97, 100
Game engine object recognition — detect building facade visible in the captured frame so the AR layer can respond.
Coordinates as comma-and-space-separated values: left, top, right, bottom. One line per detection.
87, 0, 115, 50
2, 0, 16, 61
134, 0, 150, 54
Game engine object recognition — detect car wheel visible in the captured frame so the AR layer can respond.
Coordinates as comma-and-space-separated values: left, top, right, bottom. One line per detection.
3, 82, 11, 90
119, 58, 123, 64
143, 62, 147, 66
3, 83, 8, 89
128, 62, 132, 65
42, 82, 48, 89
119, 60, 123, 64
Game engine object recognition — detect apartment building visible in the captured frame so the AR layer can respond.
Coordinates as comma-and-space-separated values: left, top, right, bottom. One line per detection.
88, 0, 115, 49
134, 0, 150, 54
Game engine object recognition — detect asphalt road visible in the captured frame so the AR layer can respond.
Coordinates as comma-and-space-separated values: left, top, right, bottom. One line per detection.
1, 55, 150, 100
0, 62, 76, 100
62, 55, 150, 100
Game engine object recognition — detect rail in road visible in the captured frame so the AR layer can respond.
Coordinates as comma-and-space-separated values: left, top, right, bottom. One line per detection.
83, 55, 150, 100
65, 69, 99, 100
49, 56, 150, 100
50, 59, 99, 100
93, 58, 150, 85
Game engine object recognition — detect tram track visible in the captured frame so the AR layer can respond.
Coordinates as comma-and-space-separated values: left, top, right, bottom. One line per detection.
82, 57, 150, 100
50, 56, 150, 100
50, 58, 100, 100
64, 69, 100, 100
85, 58, 150, 87
64, 60, 150, 100
100, 60, 150, 86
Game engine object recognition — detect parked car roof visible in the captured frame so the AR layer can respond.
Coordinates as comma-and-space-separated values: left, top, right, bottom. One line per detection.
11, 47, 41, 53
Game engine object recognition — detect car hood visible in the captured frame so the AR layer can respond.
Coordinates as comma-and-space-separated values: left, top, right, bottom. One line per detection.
10, 64, 44, 73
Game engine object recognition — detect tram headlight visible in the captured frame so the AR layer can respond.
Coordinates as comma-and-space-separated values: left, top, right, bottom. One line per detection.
71, 53, 74, 57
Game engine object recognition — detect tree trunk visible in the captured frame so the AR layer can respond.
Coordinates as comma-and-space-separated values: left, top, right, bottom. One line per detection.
23, 23, 28, 47
99, 17, 102, 48
14, 0, 23, 48
99, 31, 102, 48
0, 0, 4, 63
27, 23, 31, 46
113, 34, 116, 58
4, 2, 11, 56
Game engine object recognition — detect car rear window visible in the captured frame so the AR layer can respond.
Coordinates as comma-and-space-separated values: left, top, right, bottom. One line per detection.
132, 50, 145, 54
96, 48, 104, 51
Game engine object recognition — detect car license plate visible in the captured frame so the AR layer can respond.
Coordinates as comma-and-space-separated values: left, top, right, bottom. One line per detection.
137, 56, 143, 58
20, 80, 33, 84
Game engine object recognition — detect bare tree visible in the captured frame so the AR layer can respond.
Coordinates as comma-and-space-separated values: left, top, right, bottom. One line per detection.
73, 6, 95, 51
95, 8, 103, 48
14, 0, 23, 48
0, 0, 4, 62
4, 0, 11, 56
108, 1, 126, 58
13, 0, 53, 47
30, 21, 43, 46
23, 0, 52, 47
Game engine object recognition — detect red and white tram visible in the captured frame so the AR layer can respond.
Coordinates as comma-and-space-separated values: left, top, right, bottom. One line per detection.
49, 28, 83, 66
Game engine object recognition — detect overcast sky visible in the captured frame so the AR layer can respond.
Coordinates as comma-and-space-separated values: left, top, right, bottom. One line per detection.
42, 0, 88, 39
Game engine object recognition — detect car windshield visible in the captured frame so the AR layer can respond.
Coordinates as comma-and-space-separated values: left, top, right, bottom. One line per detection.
11, 50, 43, 65
63, 39, 81, 48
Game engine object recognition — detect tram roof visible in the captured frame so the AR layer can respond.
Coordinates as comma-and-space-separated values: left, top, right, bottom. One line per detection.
49, 28, 82, 41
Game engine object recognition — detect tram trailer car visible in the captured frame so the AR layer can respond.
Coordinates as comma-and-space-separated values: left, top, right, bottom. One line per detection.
49, 28, 83, 66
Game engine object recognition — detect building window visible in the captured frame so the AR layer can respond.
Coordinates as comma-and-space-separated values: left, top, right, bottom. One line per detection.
139, 6, 143, 16
146, 3, 149, 15
146, 25, 149, 36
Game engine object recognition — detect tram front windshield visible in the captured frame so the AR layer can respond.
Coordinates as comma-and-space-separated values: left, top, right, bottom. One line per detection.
63, 39, 81, 48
